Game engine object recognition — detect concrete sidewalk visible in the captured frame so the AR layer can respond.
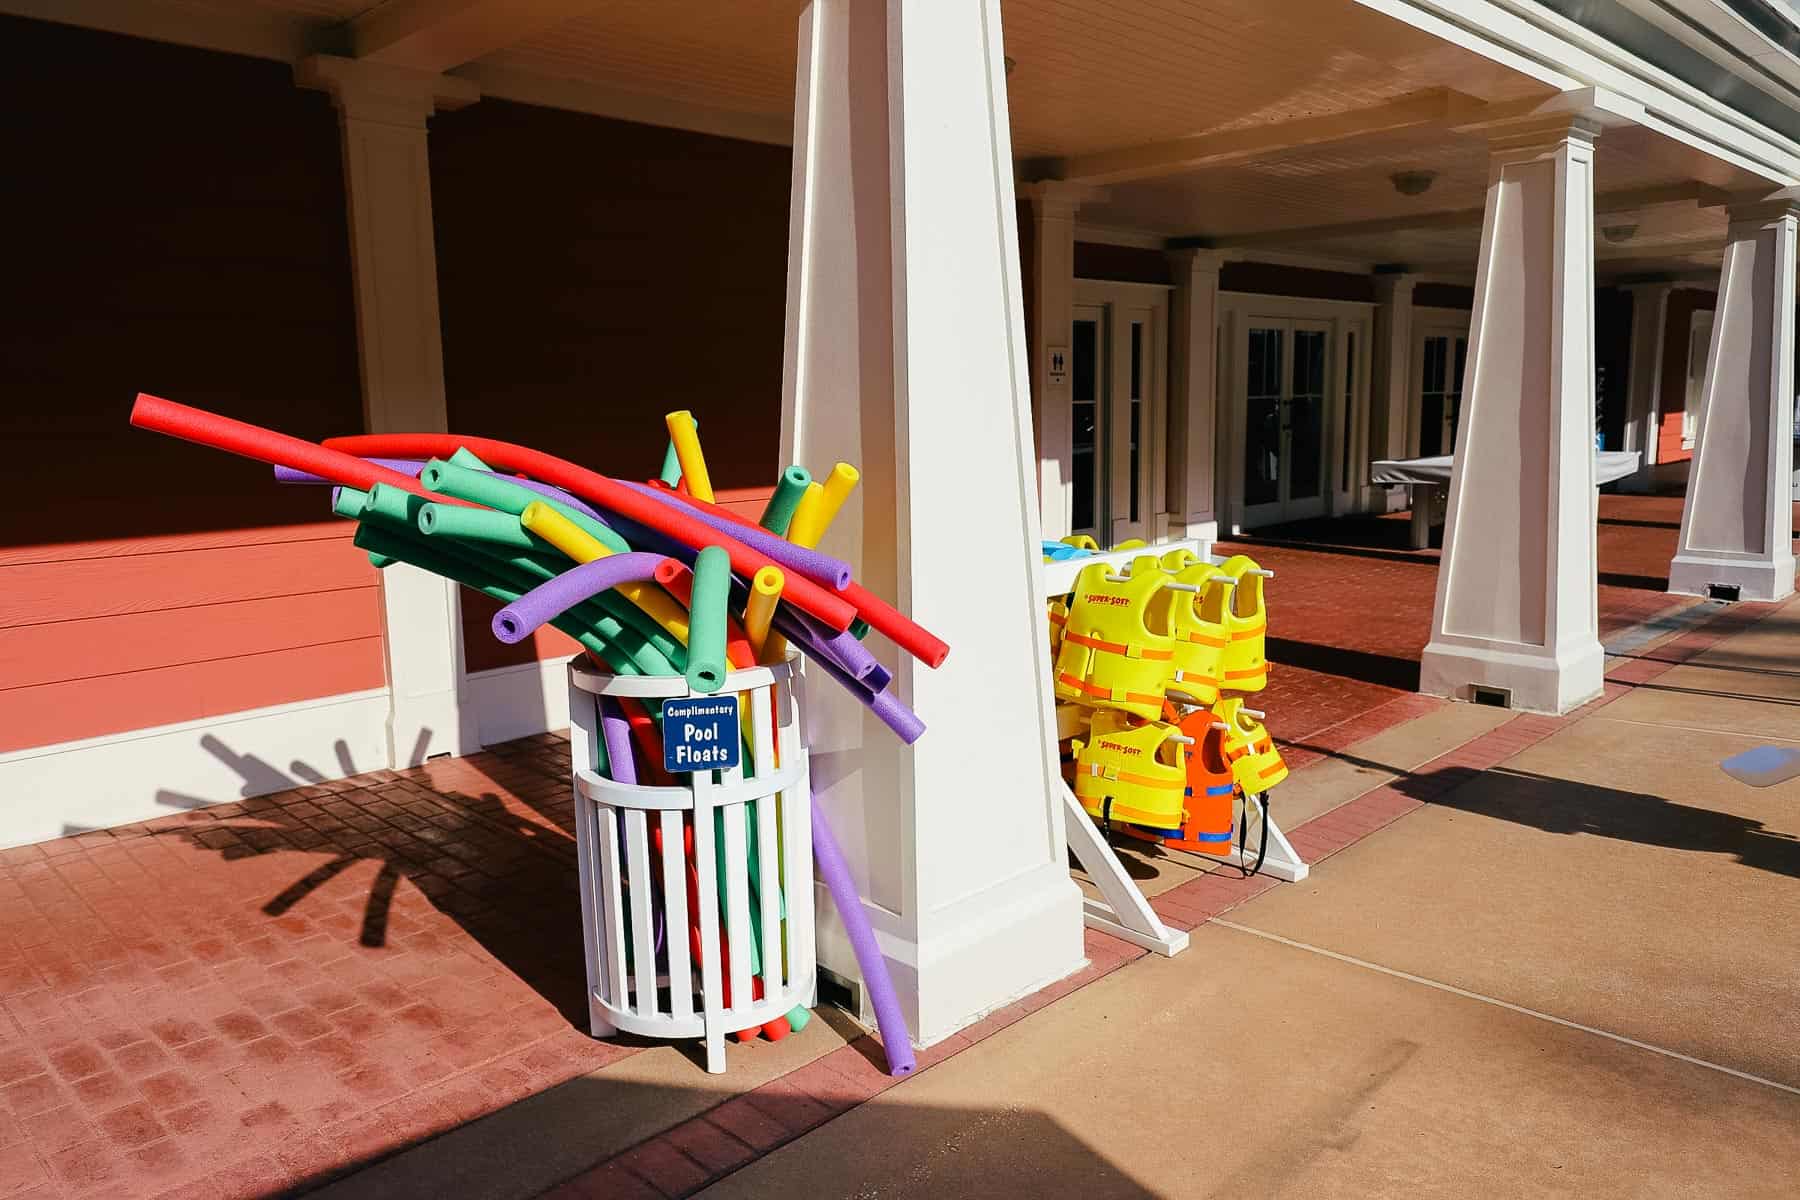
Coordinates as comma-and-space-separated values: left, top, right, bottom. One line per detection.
697, 593, 1800, 1198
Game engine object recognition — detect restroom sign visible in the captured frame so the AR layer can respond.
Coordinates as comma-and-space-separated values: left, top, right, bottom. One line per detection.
1047, 345, 1069, 384
661, 696, 741, 773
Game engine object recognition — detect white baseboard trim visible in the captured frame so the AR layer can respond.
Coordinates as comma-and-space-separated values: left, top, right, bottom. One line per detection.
0, 689, 391, 850
464, 656, 573, 747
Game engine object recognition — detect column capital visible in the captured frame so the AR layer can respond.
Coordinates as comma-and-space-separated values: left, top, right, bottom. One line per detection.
1371, 271, 1419, 303
1724, 188, 1800, 226
1454, 86, 1638, 160
1016, 180, 1101, 220
296, 55, 479, 128
1620, 279, 1676, 299
1164, 246, 1227, 277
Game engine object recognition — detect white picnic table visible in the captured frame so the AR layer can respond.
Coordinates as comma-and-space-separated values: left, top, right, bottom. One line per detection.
1371, 450, 1642, 549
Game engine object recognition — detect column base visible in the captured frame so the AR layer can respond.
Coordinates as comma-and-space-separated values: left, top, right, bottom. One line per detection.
814, 865, 1084, 1049
1667, 551, 1797, 603
1419, 636, 1605, 715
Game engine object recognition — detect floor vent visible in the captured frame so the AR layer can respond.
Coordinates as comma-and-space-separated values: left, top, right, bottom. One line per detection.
1707, 583, 1741, 602
1470, 685, 1512, 708
816, 966, 868, 1024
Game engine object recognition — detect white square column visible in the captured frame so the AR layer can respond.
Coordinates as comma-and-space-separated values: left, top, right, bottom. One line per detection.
299, 56, 481, 764
1020, 183, 1082, 540
1167, 249, 1225, 539
780, 0, 1083, 1046
1420, 111, 1609, 714
1668, 199, 1799, 603
1618, 282, 1672, 493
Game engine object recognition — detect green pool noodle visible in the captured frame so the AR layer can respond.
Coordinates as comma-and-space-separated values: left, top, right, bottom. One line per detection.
659, 439, 683, 487
421, 459, 629, 554
351, 524, 633, 672
758, 466, 811, 536
353, 491, 669, 675
849, 617, 871, 640
417, 503, 559, 556
685, 545, 730, 693
333, 485, 370, 521
447, 446, 493, 471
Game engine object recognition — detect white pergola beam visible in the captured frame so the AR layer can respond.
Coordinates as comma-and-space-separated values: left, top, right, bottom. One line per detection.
350, 0, 600, 74
1052, 88, 1485, 186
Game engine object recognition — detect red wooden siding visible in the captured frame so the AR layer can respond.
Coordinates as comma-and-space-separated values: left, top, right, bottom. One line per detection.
1654, 288, 1717, 465
431, 101, 793, 669
0, 18, 379, 751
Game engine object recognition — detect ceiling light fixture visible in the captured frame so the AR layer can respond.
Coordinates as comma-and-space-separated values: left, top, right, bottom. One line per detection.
1390, 170, 1437, 197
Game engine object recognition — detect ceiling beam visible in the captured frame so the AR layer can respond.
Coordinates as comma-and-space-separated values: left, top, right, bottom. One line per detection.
349, 0, 601, 74
1186, 183, 1728, 250
1044, 88, 1488, 187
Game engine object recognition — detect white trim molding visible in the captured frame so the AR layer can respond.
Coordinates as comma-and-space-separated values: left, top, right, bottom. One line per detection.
0, 690, 390, 849
464, 657, 575, 747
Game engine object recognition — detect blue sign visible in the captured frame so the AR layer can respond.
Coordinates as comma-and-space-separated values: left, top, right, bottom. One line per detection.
661, 696, 741, 774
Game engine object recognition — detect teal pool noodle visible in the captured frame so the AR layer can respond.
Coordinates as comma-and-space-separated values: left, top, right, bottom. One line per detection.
686, 545, 730, 693
659, 439, 682, 487
758, 466, 811, 536
351, 524, 633, 672
417, 503, 553, 555
332, 486, 369, 521
421, 459, 629, 554
850, 617, 871, 640
448, 446, 493, 471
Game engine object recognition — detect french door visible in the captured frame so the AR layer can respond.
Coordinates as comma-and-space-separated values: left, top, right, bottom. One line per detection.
1067, 285, 1168, 545
1239, 318, 1331, 527
1414, 328, 1468, 458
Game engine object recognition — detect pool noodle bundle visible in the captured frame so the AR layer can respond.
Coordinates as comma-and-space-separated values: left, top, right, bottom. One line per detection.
129, 392, 934, 1074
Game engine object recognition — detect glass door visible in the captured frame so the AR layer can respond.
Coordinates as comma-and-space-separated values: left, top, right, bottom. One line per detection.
1069, 305, 1106, 541
1415, 330, 1468, 458
1240, 318, 1332, 527
1106, 302, 1160, 546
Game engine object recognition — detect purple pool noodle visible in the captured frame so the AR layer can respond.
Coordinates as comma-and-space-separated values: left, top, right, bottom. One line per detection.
508, 475, 607, 522
784, 607, 890, 689
276, 457, 423, 484
810, 798, 914, 1075
492, 553, 667, 644
599, 698, 664, 957
619, 480, 852, 592
805, 648, 926, 743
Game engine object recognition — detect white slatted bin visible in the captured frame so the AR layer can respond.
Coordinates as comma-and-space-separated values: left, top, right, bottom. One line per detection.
567, 656, 815, 1074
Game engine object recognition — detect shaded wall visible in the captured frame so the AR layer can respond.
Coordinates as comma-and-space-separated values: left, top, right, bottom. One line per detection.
0, 18, 381, 752
1655, 288, 1717, 464
429, 102, 792, 670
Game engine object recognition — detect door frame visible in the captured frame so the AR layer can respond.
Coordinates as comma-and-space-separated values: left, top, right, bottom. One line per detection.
1218, 292, 1374, 533
1072, 279, 1172, 545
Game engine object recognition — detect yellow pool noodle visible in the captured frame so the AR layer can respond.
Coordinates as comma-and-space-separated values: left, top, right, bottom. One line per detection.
745, 566, 787, 663
786, 482, 826, 549
664, 410, 714, 503
519, 501, 694, 645
813, 462, 859, 541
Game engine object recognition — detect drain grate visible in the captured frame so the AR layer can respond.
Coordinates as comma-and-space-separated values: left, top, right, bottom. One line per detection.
1707, 583, 1741, 602
1470, 685, 1512, 708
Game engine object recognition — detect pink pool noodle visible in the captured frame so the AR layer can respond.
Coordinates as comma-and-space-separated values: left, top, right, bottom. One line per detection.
810, 797, 914, 1075
492, 553, 668, 644
621, 480, 852, 591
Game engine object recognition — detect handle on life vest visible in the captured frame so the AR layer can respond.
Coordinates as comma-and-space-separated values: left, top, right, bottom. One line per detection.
1240, 707, 1266, 720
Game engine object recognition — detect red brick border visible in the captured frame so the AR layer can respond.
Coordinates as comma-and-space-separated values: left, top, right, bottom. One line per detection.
540, 594, 1792, 1198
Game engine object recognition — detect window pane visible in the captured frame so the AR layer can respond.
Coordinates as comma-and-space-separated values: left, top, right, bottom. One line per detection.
1244, 327, 1283, 507
1072, 319, 1099, 532
1129, 323, 1142, 522
1290, 330, 1326, 501
1341, 332, 1356, 487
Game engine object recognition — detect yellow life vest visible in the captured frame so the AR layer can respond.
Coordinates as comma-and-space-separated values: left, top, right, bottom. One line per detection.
1111, 537, 1148, 552
1214, 698, 1286, 792
1061, 534, 1101, 552
1047, 596, 1068, 658
1208, 554, 1268, 692
1054, 559, 1177, 720
1072, 714, 1189, 830
1146, 560, 1230, 704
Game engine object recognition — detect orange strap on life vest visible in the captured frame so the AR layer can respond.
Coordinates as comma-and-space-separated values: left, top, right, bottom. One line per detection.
1230, 622, 1266, 640
1058, 673, 1166, 709
1083, 764, 1186, 792
1064, 630, 1175, 661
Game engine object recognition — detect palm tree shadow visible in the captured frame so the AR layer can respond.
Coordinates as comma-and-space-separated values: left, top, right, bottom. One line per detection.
151, 732, 593, 1024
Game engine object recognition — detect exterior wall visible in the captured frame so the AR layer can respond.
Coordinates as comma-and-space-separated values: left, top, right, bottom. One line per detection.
1655, 288, 1718, 464
428, 101, 789, 671
0, 17, 381, 755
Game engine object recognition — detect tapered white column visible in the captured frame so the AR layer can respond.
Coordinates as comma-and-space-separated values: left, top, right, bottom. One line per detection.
1168, 249, 1224, 538
1668, 198, 1799, 602
1619, 281, 1672, 492
780, 0, 1082, 1047
1020, 183, 1082, 539
1371, 272, 1417, 507
1420, 111, 1607, 714
300, 56, 481, 764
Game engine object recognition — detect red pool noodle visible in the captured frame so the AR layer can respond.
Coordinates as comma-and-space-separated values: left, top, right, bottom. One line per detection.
645, 483, 951, 669
130, 394, 471, 508
322, 432, 856, 632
